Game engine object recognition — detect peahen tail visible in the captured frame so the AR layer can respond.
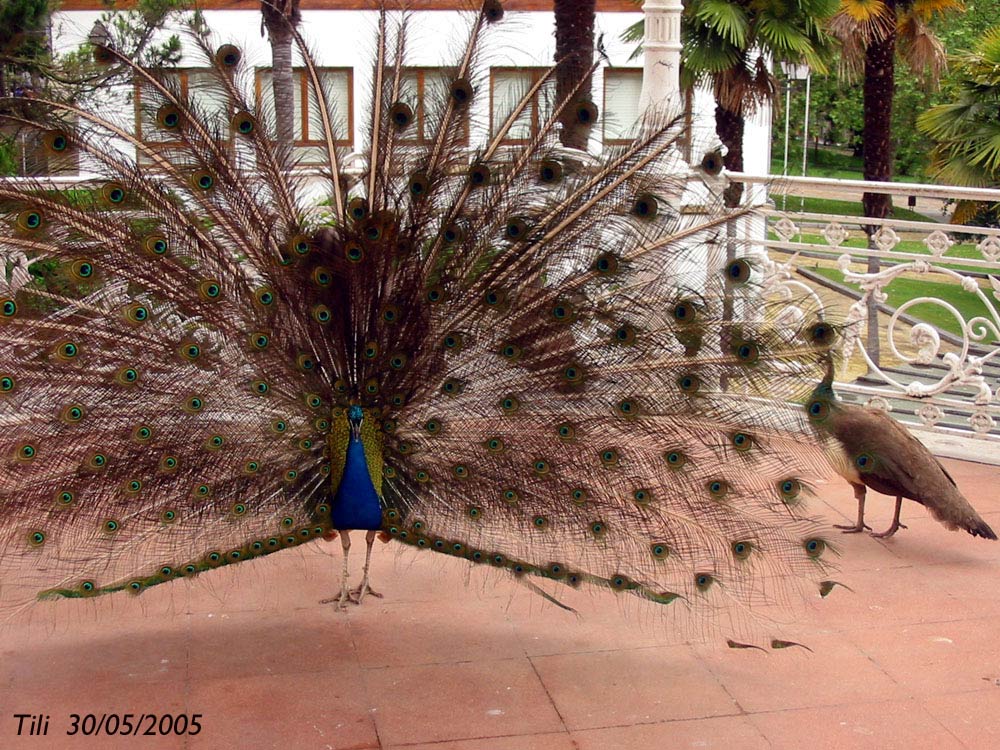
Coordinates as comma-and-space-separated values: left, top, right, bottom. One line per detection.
0, 2, 840, 641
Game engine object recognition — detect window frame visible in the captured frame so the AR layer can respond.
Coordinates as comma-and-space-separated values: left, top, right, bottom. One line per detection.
489, 66, 550, 146
253, 66, 355, 152
394, 67, 470, 147
134, 68, 234, 153
602, 67, 643, 146
601, 68, 693, 158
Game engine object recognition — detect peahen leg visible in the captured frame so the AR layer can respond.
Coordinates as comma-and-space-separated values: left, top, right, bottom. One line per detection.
835, 484, 872, 533
320, 531, 352, 609
349, 530, 383, 604
871, 496, 908, 538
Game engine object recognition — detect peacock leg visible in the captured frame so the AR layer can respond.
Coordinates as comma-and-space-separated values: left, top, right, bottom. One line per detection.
871, 496, 908, 538
349, 529, 383, 604
834, 484, 872, 533
319, 530, 352, 608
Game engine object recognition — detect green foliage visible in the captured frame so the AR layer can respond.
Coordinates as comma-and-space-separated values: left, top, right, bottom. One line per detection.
0, 0, 50, 99
918, 26, 1000, 187
0, 0, 188, 108
0, 137, 17, 176
771, 59, 941, 177
0, 0, 48, 57
680, 0, 838, 114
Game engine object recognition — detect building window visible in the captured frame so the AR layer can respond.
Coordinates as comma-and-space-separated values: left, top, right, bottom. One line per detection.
603, 68, 643, 145
396, 68, 469, 146
135, 69, 231, 149
255, 67, 354, 161
490, 67, 551, 144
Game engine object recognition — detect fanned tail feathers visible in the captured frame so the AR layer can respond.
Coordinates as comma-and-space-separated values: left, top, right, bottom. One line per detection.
0, 2, 839, 642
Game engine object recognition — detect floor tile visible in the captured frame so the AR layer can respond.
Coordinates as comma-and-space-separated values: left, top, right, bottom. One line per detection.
698, 631, 907, 713
385, 732, 576, 750
748, 700, 963, 750
531, 645, 738, 730
921, 689, 1000, 749
187, 671, 379, 750
845, 618, 1000, 698
571, 715, 769, 750
0, 677, 188, 750
363, 657, 564, 746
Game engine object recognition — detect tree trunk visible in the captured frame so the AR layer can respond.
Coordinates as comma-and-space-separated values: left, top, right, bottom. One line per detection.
262, 1, 300, 150
861, 2, 895, 225
860, 1, 896, 368
716, 102, 745, 391
554, 0, 595, 150
715, 103, 744, 208
268, 29, 296, 149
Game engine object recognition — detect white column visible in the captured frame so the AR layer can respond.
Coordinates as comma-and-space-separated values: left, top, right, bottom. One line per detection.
639, 0, 683, 111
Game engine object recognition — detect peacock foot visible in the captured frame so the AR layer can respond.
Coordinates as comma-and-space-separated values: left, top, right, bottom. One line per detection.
319, 590, 353, 610
833, 523, 872, 534
870, 522, 907, 539
348, 583, 383, 605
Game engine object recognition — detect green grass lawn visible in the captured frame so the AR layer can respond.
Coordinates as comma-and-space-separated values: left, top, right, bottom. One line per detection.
772, 196, 935, 223
770, 146, 925, 184
807, 265, 999, 338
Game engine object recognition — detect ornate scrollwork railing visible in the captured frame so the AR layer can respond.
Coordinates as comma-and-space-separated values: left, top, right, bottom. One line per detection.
729, 173, 1000, 459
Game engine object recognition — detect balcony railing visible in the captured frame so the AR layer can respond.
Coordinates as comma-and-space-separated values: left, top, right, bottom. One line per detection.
731, 172, 1000, 463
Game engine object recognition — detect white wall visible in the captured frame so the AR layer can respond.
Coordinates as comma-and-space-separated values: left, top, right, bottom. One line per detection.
50, 8, 648, 158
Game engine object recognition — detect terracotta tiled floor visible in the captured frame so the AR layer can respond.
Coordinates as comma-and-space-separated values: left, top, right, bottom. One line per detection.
3, 457, 1000, 749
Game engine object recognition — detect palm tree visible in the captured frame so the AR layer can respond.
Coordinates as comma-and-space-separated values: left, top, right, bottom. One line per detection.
261, 0, 301, 149
830, 0, 958, 222
918, 27, 1000, 188
681, 0, 838, 206
831, 0, 957, 367
554, 0, 596, 150
917, 27, 1000, 224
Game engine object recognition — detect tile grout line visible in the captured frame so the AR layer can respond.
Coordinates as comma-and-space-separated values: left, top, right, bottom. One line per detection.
526, 653, 575, 742
342, 574, 384, 750
688, 642, 772, 747
819, 628, 977, 750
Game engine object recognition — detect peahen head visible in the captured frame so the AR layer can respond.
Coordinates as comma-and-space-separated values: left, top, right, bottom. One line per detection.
806, 354, 839, 427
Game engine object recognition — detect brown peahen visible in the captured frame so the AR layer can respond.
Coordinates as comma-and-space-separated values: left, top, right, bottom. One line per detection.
808, 362, 997, 540
0, 2, 841, 643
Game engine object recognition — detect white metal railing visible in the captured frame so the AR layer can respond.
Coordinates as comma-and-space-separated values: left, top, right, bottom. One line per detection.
731, 172, 1000, 462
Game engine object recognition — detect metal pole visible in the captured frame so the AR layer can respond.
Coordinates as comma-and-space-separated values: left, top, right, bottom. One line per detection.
800, 71, 811, 211
782, 78, 791, 212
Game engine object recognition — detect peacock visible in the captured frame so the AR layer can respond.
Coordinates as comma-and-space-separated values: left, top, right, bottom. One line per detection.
809, 361, 997, 540
0, 1, 842, 645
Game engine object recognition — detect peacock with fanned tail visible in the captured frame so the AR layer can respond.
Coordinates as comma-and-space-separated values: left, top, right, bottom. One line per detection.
0, 1, 843, 642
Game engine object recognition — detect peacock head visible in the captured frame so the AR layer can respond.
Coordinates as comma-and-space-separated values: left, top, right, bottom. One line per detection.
348, 404, 364, 436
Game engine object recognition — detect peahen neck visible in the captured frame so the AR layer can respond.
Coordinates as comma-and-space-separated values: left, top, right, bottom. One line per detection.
330, 406, 384, 531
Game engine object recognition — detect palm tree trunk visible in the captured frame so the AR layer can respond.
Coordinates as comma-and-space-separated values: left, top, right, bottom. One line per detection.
554, 0, 595, 150
861, 5, 895, 223
262, 0, 300, 151
268, 28, 296, 149
861, 1, 897, 368
716, 101, 745, 391
715, 103, 744, 208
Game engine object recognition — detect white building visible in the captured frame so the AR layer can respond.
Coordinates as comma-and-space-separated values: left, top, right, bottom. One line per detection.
43, 0, 771, 177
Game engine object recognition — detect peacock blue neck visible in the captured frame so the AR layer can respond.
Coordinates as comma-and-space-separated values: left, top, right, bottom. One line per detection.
330, 408, 384, 531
